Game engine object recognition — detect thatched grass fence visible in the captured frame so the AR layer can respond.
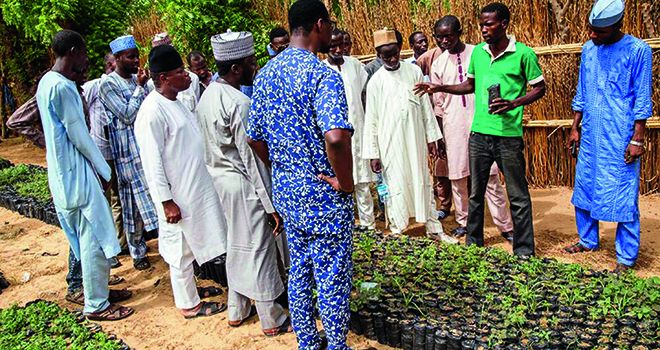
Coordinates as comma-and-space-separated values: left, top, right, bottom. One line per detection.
255, 0, 659, 193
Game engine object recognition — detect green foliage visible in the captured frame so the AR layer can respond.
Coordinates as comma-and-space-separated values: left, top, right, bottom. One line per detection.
0, 164, 51, 203
0, 301, 124, 349
154, 0, 274, 67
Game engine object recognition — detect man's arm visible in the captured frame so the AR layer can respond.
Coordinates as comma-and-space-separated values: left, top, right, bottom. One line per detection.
489, 80, 546, 115
99, 77, 145, 126
322, 129, 354, 193
247, 138, 271, 168
54, 84, 111, 181
625, 44, 653, 164
231, 103, 275, 213
7, 96, 46, 148
413, 78, 475, 96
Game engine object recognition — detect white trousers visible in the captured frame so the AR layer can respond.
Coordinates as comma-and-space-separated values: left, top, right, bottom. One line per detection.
389, 186, 444, 235
355, 183, 375, 228
228, 289, 288, 330
451, 175, 514, 232
169, 238, 201, 310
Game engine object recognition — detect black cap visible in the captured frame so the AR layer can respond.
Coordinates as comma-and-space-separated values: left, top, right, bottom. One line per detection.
148, 45, 183, 74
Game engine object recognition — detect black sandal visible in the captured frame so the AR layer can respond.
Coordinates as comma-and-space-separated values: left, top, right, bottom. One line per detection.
133, 257, 151, 271
197, 286, 223, 299
183, 301, 226, 319
108, 289, 132, 303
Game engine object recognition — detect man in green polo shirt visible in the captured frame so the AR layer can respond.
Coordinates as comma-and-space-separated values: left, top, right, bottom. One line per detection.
414, 2, 546, 257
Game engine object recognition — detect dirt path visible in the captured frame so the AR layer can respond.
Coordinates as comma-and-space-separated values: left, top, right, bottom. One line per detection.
0, 137, 658, 349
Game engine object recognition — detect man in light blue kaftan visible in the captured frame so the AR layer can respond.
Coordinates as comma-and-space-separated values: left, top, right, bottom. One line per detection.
565, 0, 653, 271
37, 30, 132, 319
247, 1, 356, 348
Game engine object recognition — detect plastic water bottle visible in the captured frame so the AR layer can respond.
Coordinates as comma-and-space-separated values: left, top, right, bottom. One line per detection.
376, 173, 389, 203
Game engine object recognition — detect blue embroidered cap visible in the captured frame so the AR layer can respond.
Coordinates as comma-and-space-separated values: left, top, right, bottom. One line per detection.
109, 35, 137, 54
589, 0, 625, 28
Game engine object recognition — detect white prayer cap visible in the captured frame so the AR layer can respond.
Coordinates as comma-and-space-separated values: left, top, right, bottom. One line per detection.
589, 0, 625, 28
373, 28, 397, 49
152, 32, 172, 47
211, 30, 255, 62
109, 35, 137, 55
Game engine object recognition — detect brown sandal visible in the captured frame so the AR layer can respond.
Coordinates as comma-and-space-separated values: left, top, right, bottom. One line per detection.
65, 290, 85, 306
85, 303, 134, 321
564, 242, 596, 254
228, 305, 257, 327
263, 317, 293, 337
108, 275, 124, 286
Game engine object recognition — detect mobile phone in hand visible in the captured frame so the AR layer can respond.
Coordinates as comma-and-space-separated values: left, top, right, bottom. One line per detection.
571, 142, 578, 158
487, 84, 501, 113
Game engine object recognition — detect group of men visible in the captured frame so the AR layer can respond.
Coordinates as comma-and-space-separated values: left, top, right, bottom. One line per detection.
25, 0, 652, 348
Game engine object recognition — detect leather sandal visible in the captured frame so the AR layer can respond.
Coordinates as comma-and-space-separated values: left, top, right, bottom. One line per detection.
85, 303, 134, 321
563, 242, 596, 254
108, 289, 132, 303
228, 305, 257, 327
183, 301, 226, 319
263, 317, 293, 337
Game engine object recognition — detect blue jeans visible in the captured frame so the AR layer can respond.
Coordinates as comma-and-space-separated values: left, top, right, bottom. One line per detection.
467, 132, 535, 256
66, 247, 83, 294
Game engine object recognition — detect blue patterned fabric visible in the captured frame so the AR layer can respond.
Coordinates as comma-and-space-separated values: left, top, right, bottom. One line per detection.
100, 72, 158, 234
109, 35, 137, 55
571, 35, 652, 224
247, 47, 354, 350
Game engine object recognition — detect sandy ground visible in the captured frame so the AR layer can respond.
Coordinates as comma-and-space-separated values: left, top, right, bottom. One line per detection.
0, 137, 658, 350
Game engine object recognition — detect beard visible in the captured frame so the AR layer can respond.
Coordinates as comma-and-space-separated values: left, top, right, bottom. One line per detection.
383, 61, 400, 71
318, 43, 331, 54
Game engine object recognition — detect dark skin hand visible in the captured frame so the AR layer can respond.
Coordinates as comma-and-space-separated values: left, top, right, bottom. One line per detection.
413, 79, 546, 114
137, 67, 150, 87
489, 80, 546, 114
321, 129, 354, 193
270, 212, 283, 236
162, 199, 182, 224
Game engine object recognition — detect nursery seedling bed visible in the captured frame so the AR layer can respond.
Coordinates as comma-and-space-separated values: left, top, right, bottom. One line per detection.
0, 161, 58, 226
350, 231, 659, 349
0, 300, 130, 349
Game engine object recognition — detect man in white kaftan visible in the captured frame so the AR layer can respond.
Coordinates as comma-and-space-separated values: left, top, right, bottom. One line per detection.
324, 29, 376, 230
363, 29, 454, 242
430, 16, 514, 239
135, 45, 228, 317
147, 32, 200, 111
195, 31, 290, 335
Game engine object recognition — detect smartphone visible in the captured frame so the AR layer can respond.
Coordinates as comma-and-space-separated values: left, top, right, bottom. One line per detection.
571, 142, 578, 158
488, 84, 501, 113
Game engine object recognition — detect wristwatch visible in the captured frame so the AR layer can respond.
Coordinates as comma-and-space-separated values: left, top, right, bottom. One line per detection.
629, 140, 644, 148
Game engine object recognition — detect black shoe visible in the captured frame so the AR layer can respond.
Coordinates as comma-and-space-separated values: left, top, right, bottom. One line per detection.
437, 210, 450, 221
451, 226, 467, 238
501, 231, 514, 242
109, 256, 122, 269
133, 257, 151, 271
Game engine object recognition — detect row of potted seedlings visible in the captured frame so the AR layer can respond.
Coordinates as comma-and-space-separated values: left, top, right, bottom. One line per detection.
350, 231, 659, 349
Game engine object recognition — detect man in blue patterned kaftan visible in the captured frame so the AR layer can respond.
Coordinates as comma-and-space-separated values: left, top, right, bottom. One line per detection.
564, 0, 653, 273
100, 35, 158, 270
247, 1, 355, 348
